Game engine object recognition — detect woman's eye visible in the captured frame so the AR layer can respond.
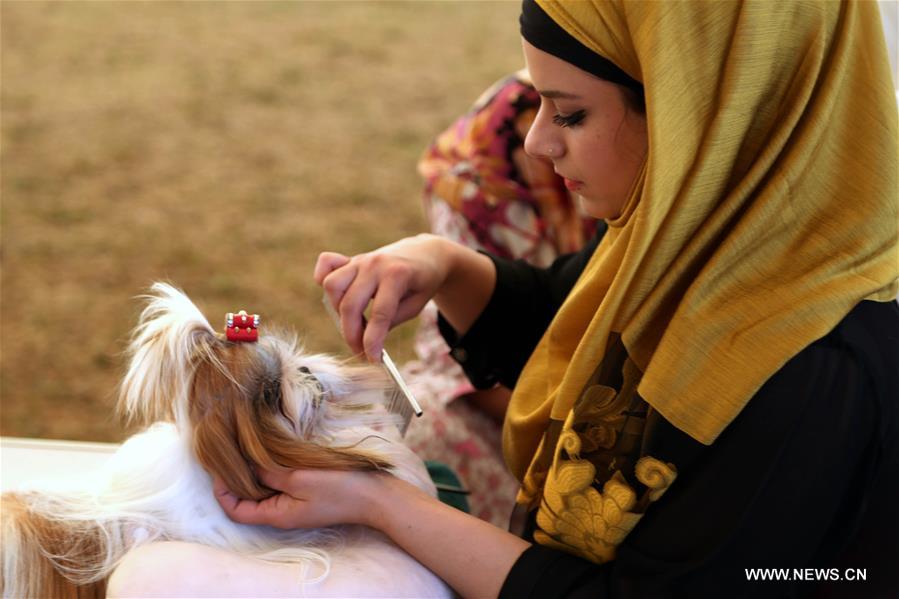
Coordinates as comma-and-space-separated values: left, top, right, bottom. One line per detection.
552, 110, 586, 128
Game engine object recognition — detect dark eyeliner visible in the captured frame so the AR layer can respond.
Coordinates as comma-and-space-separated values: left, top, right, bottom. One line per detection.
552, 109, 586, 128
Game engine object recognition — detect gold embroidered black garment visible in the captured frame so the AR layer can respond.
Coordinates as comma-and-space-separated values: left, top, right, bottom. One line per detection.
525, 336, 676, 564
440, 246, 899, 596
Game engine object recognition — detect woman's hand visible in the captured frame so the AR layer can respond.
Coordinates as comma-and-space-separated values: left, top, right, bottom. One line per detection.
314, 234, 450, 361
213, 467, 384, 530
215, 465, 530, 598
314, 234, 496, 362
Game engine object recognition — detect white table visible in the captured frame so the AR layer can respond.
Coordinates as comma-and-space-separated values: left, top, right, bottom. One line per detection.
0, 436, 118, 492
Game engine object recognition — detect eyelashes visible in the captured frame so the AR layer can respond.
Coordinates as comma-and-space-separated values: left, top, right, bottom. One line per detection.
552, 109, 586, 128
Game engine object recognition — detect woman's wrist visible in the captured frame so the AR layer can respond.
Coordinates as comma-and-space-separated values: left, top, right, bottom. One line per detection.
412, 233, 459, 290
355, 472, 421, 531
355, 469, 529, 598
433, 238, 496, 335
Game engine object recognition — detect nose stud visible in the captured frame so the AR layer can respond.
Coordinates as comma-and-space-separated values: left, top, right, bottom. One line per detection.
546, 147, 554, 156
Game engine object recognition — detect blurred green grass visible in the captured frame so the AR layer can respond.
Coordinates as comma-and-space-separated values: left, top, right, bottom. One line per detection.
1, 0, 524, 441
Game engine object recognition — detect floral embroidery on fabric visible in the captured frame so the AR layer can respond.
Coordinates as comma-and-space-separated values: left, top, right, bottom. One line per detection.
571, 384, 627, 452
535, 420, 677, 563
531, 336, 678, 564
636, 455, 678, 502
535, 429, 642, 563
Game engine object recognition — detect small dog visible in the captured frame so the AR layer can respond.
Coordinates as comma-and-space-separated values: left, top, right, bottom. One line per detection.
1, 283, 449, 598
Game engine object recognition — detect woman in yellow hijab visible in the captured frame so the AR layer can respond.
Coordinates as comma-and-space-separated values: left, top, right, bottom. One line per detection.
208, 1, 899, 597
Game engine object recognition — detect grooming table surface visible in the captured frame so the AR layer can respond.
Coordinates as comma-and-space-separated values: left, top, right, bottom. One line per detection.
0, 437, 118, 492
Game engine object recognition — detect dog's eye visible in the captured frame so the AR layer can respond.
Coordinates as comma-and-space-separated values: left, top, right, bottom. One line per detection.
260, 377, 282, 409
298, 366, 326, 409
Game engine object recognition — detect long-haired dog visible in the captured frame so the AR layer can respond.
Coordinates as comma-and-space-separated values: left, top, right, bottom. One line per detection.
1, 283, 449, 598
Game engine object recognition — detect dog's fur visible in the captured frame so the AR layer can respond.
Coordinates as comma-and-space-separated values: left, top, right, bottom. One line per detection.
0, 283, 447, 598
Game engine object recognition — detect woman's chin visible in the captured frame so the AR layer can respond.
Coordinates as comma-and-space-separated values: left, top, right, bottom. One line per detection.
578, 195, 621, 220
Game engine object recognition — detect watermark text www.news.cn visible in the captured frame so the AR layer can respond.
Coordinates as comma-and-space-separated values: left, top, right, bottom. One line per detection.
745, 568, 866, 582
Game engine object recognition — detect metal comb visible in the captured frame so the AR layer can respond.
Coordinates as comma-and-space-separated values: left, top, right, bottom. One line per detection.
322, 294, 422, 435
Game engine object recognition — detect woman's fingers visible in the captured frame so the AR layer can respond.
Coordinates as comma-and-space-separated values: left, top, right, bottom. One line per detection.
313, 252, 351, 286
315, 236, 449, 359
253, 467, 288, 491
214, 470, 382, 530
319, 253, 415, 360
317, 252, 359, 342
213, 477, 270, 526
213, 475, 306, 529
212, 477, 241, 513
362, 270, 409, 361
320, 260, 362, 349
335, 268, 379, 357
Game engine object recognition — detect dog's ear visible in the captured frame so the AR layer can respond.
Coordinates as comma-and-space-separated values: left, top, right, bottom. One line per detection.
119, 283, 222, 426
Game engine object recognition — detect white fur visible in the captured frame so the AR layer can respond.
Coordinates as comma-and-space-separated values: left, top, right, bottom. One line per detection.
2, 283, 449, 598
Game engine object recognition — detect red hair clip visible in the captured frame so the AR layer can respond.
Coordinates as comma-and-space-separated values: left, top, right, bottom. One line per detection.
225, 310, 260, 342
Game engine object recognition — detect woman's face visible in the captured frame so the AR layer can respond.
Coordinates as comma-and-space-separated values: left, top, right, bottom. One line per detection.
522, 40, 648, 220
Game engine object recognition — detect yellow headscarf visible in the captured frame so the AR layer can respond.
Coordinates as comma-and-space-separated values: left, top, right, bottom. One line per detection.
506, 0, 898, 497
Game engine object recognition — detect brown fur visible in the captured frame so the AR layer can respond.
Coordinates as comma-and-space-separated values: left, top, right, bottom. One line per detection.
1, 493, 107, 598
190, 341, 393, 500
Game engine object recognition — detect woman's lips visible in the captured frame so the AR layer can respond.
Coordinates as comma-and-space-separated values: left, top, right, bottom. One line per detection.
563, 178, 583, 192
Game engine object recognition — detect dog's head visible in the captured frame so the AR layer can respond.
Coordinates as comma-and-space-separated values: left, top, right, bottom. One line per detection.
119, 283, 396, 501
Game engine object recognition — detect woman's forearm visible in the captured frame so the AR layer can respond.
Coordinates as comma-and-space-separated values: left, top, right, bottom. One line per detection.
432, 236, 496, 337
365, 474, 529, 598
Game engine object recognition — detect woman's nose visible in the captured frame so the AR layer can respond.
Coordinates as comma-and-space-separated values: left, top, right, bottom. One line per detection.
523, 106, 563, 161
